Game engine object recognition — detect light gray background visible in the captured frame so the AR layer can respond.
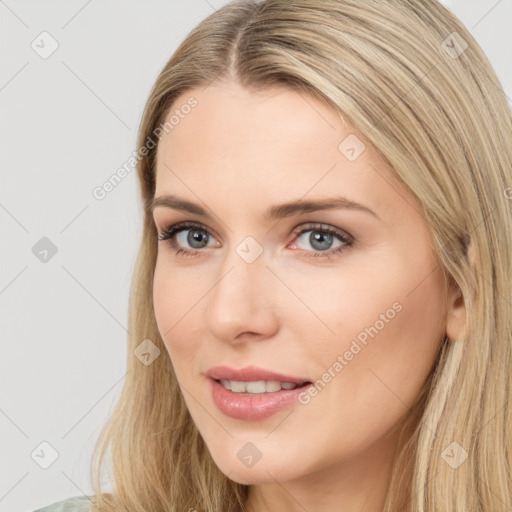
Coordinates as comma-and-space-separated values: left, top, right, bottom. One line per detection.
1, 1, 510, 511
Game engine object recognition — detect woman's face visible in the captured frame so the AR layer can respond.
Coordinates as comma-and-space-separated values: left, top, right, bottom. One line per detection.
151, 81, 459, 488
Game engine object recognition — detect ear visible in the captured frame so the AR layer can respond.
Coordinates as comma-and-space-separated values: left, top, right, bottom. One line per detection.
445, 283, 465, 342
445, 236, 473, 342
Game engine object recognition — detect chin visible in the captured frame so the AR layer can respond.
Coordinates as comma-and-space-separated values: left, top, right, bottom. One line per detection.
210, 450, 302, 486
223, 466, 284, 486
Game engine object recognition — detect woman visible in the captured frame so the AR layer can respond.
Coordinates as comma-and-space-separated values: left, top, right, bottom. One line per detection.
35, 0, 512, 511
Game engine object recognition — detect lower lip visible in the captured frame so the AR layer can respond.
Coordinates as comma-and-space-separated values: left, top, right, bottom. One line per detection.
209, 378, 312, 421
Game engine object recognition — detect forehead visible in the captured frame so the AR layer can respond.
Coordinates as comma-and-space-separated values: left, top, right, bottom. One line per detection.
157, 82, 345, 165
153, 82, 413, 222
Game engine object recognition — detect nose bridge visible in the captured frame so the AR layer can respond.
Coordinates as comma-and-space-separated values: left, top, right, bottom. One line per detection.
217, 233, 268, 298
204, 235, 276, 340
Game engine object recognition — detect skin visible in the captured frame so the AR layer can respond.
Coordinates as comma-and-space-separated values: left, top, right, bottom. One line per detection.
151, 80, 465, 512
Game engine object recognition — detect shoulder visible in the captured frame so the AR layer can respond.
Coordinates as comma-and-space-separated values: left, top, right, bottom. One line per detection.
31, 496, 92, 512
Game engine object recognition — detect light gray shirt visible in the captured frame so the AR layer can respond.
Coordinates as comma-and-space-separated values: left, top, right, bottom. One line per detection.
32, 496, 92, 512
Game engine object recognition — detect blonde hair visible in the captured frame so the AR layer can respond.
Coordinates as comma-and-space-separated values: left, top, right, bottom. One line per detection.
89, 1, 512, 510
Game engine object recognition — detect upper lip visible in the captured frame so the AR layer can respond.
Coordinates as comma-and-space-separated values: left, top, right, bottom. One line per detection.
206, 365, 311, 385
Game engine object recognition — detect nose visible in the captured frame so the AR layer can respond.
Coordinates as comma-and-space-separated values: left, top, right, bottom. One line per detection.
204, 241, 279, 344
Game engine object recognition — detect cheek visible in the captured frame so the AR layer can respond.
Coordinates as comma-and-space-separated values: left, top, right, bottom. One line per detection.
280, 266, 446, 457
299, 253, 446, 412
360, 270, 446, 394
152, 259, 204, 366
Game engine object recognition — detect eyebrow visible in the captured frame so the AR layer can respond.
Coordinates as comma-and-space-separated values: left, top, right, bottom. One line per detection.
149, 194, 380, 221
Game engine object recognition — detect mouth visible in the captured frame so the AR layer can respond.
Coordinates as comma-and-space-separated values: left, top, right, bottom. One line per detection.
213, 378, 312, 394
205, 364, 312, 389
208, 376, 314, 420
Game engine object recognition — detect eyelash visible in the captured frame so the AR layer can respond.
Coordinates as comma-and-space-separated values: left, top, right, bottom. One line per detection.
157, 221, 354, 260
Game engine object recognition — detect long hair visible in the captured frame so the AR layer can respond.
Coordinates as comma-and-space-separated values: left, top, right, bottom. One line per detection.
89, 1, 512, 510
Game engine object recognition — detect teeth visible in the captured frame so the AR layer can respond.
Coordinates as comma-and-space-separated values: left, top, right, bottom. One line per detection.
218, 379, 300, 393
265, 381, 282, 392
219, 379, 231, 390
230, 380, 246, 393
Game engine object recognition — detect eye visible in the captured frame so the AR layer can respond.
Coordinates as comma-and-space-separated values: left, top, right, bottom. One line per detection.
157, 221, 354, 260
289, 223, 353, 259
157, 221, 219, 257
